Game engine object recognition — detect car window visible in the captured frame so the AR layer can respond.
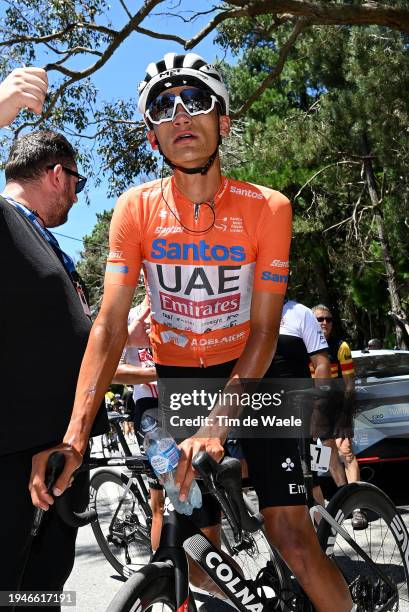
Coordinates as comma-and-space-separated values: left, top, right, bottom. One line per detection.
353, 352, 409, 379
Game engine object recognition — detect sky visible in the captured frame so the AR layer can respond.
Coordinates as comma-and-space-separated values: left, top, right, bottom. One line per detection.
0, 1, 233, 261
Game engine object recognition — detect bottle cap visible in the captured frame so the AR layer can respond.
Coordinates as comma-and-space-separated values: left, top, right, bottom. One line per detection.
141, 415, 157, 433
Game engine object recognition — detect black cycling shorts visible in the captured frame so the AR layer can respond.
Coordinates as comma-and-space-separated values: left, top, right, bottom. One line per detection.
155, 360, 307, 527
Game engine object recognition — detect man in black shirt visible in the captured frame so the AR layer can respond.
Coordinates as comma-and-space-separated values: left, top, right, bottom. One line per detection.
0, 69, 106, 607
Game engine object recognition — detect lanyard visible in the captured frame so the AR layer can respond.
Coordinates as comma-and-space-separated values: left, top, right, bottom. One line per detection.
3, 195, 91, 316
2, 195, 76, 275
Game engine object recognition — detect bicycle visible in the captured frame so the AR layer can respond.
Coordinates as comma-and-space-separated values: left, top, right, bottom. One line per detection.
104, 388, 409, 611
90, 411, 276, 582
90, 412, 153, 576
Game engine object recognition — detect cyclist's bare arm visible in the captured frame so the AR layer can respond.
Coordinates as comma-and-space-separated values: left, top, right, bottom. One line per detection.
175, 291, 284, 501
29, 283, 136, 509
342, 372, 354, 394
311, 351, 331, 379
112, 364, 157, 385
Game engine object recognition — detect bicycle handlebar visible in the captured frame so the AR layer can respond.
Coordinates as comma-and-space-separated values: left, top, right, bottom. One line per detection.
192, 452, 263, 536
43, 450, 261, 541
37, 452, 97, 531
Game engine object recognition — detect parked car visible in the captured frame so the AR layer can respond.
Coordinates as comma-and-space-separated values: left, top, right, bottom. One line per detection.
352, 349, 409, 466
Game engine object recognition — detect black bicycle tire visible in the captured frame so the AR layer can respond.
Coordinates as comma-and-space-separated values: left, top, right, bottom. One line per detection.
106, 562, 196, 612
90, 469, 152, 577
317, 482, 409, 610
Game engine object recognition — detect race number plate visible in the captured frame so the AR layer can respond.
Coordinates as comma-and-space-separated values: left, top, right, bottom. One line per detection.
310, 444, 331, 472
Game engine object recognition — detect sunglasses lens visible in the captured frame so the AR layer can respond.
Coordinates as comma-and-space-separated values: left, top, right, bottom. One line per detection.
317, 317, 332, 323
76, 178, 86, 194
181, 89, 213, 113
148, 93, 176, 123
148, 89, 214, 123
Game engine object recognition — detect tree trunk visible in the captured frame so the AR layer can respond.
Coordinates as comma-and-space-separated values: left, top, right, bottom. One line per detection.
362, 133, 409, 348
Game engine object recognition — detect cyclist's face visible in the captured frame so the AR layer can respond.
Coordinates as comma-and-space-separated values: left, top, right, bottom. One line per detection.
315, 309, 333, 339
147, 86, 230, 168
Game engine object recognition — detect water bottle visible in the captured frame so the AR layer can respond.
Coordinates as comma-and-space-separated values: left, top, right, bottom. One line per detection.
141, 415, 202, 515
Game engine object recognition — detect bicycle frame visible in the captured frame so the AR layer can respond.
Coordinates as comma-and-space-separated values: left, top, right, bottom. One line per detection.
153, 509, 265, 612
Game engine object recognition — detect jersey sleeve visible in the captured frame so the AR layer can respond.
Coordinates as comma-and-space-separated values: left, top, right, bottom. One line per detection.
104, 190, 141, 287
253, 194, 292, 294
301, 307, 328, 355
338, 341, 355, 376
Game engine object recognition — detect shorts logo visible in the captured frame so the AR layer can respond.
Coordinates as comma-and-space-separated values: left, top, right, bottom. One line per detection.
282, 457, 294, 471
163, 497, 174, 516
289, 483, 305, 495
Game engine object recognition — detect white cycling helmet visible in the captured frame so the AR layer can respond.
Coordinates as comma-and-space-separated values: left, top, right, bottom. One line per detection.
138, 52, 229, 119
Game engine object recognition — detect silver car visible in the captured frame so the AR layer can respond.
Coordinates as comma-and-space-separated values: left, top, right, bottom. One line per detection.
352, 349, 409, 466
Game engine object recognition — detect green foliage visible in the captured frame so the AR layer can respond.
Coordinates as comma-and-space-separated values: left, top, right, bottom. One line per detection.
76, 207, 146, 313
0, 0, 158, 195
223, 23, 409, 346
76, 209, 112, 314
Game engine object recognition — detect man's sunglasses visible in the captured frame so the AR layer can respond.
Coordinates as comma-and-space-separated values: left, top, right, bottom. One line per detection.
47, 165, 87, 194
316, 316, 333, 323
146, 88, 218, 125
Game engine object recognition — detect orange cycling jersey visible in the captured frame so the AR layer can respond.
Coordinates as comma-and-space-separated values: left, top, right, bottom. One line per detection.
105, 176, 292, 367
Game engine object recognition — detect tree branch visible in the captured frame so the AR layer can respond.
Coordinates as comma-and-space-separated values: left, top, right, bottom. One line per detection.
233, 18, 309, 118
224, 1, 409, 34
0, 24, 78, 47
294, 160, 362, 202
15, 0, 166, 132
118, 0, 133, 20
184, 8, 247, 49
135, 25, 187, 45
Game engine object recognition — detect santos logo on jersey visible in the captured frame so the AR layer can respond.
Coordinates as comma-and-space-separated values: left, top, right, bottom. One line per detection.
261, 271, 288, 283
150, 239, 245, 262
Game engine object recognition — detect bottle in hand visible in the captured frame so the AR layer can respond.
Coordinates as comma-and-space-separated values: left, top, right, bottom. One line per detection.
141, 415, 202, 515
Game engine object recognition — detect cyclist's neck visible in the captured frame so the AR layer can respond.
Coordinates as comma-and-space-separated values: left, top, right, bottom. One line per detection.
172, 161, 223, 204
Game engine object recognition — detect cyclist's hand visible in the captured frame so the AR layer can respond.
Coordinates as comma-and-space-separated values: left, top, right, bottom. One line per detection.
127, 317, 150, 347
0, 67, 48, 127
29, 443, 83, 510
175, 436, 224, 502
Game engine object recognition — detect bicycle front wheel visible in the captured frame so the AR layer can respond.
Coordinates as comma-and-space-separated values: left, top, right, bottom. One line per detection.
317, 482, 409, 611
90, 469, 152, 577
221, 489, 292, 610
106, 562, 196, 612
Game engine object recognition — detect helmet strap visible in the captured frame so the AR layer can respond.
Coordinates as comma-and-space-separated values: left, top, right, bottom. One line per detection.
158, 137, 222, 176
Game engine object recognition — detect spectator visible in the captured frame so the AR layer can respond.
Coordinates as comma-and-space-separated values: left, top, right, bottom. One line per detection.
312, 304, 367, 530
112, 298, 163, 550
0, 68, 107, 607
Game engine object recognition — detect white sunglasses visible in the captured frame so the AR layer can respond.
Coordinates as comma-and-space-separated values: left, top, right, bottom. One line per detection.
146, 88, 219, 125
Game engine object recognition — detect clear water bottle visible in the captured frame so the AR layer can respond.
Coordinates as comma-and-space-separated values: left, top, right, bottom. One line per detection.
141, 415, 202, 515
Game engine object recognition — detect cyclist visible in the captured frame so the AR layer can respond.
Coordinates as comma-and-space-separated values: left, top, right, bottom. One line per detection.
113, 298, 163, 550
32, 53, 353, 611
267, 298, 331, 511
312, 304, 367, 530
